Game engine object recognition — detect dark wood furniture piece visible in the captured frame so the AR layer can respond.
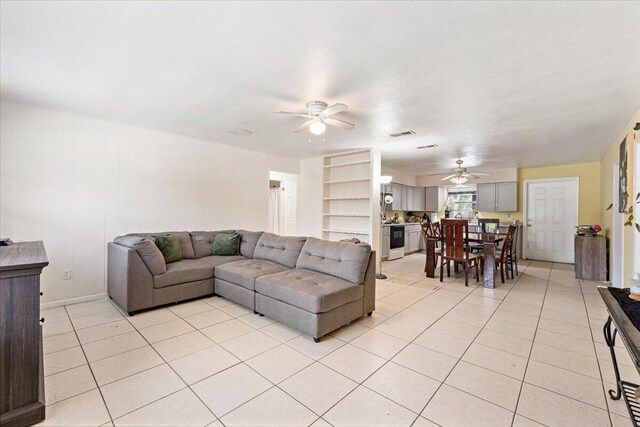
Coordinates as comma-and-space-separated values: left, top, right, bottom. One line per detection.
493, 225, 516, 284
439, 219, 480, 287
470, 218, 500, 253
421, 223, 441, 276
0, 242, 48, 427
575, 235, 607, 281
508, 220, 520, 278
599, 287, 640, 426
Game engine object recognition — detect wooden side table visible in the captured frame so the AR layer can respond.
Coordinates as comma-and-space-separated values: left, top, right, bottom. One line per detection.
575, 235, 607, 281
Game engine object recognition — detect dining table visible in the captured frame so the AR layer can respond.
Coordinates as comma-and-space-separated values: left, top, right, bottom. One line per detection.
424, 232, 504, 289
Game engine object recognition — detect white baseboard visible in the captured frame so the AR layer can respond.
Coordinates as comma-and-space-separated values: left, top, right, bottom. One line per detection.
40, 292, 108, 309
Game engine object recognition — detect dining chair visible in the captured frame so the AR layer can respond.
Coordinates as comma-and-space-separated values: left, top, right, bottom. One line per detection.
439, 219, 480, 286
420, 223, 441, 274
507, 220, 520, 278
494, 225, 516, 283
470, 218, 500, 253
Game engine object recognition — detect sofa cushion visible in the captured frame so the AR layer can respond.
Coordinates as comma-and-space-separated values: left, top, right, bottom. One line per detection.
190, 230, 234, 258
253, 233, 306, 268
154, 234, 183, 263
214, 258, 288, 291
296, 237, 372, 284
212, 232, 241, 256
114, 236, 167, 276
197, 255, 247, 269
153, 259, 215, 289
255, 269, 364, 314
128, 231, 196, 259
236, 230, 264, 258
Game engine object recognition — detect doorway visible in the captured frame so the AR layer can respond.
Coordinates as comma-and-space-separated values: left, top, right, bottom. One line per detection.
268, 171, 297, 236
523, 177, 578, 263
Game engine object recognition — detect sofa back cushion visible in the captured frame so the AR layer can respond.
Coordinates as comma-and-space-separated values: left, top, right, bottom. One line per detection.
296, 237, 371, 284
114, 236, 167, 276
128, 231, 196, 259
190, 230, 234, 258
236, 230, 264, 258
253, 233, 306, 268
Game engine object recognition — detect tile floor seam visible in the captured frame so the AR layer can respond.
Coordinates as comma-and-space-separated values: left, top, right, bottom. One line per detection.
63, 304, 117, 425
312, 266, 520, 426
106, 298, 220, 425
579, 278, 617, 427
416, 260, 537, 427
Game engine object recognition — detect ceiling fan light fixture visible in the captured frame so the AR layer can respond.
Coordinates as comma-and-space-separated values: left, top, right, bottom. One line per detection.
309, 120, 326, 135
450, 176, 468, 185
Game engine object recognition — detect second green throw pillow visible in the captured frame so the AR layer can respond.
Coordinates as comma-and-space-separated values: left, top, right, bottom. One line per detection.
212, 232, 240, 256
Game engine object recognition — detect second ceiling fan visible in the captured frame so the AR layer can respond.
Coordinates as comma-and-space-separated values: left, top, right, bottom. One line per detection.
274, 101, 355, 139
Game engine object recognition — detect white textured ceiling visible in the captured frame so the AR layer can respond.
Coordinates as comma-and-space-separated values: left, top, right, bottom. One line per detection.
1, 1, 639, 174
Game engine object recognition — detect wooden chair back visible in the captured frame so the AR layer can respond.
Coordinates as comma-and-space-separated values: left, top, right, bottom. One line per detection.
431, 222, 441, 238
420, 223, 432, 247
440, 219, 470, 261
498, 225, 517, 263
510, 220, 520, 257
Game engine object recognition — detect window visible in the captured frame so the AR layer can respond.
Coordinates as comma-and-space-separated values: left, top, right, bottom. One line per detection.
447, 187, 477, 219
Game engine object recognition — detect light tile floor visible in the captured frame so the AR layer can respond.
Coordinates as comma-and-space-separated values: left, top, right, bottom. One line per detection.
38, 255, 634, 426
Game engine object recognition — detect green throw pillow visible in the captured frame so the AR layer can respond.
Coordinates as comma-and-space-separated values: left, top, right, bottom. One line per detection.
212, 232, 240, 256
154, 234, 182, 263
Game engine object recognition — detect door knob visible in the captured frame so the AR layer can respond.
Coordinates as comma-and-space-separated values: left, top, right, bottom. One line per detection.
40, 317, 45, 324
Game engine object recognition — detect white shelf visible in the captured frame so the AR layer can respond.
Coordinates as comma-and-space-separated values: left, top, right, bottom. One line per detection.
323, 160, 370, 169
323, 197, 370, 201
323, 179, 369, 184
322, 213, 369, 217
323, 229, 369, 235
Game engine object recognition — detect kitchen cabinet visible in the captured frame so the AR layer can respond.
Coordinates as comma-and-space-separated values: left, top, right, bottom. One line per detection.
425, 186, 444, 212
390, 184, 403, 210
412, 186, 426, 211
404, 224, 421, 254
477, 181, 517, 212
401, 185, 410, 211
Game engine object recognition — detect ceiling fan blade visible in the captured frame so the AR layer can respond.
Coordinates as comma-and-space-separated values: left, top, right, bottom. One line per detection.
323, 117, 355, 130
273, 111, 312, 118
322, 103, 349, 117
294, 119, 314, 134
440, 175, 456, 180
471, 172, 491, 176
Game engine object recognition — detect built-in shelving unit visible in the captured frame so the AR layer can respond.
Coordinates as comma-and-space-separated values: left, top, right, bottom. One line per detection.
322, 149, 375, 244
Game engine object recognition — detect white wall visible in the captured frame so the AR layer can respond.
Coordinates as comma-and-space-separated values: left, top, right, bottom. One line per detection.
296, 156, 323, 238
382, 166, 416, 186
0, 99, 299, 305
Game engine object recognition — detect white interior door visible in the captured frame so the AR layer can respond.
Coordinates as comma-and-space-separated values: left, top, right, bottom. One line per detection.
525, 178, 578, 263
282, 181, 297, 236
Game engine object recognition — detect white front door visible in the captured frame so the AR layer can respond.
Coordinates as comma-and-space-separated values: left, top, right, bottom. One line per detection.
525, 178, 578, 263
282, 181, 297, 236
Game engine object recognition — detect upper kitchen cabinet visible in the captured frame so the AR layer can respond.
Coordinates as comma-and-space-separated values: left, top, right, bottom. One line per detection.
401, 185, 410, 210
390, 184, 403, 210
477, 181, 517, 211
412, 186, 426, 211
425, 186, 444, 212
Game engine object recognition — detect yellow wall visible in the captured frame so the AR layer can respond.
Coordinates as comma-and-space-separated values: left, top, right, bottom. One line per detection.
600, 108, 639, 284
518, 162, 602, 225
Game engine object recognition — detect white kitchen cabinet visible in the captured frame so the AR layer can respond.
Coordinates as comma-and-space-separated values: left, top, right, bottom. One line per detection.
390, 184, 403, 210
477, 183, 497, 211
404, 224, 421, 253
412, 186, 426, 211
425, 186, 444, 212
496, 182, 518, 211
477, 182, 517, 212
401, 185, 410, 211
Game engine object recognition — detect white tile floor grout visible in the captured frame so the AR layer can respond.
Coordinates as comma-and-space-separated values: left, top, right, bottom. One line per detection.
38, 254, 634, 426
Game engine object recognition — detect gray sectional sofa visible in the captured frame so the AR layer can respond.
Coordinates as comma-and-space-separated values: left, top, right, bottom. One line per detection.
107, 230, 375, 341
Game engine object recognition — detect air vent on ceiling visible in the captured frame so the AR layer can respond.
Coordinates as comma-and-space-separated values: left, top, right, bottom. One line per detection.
417, 144, 438, 149
389, 130, 416, 138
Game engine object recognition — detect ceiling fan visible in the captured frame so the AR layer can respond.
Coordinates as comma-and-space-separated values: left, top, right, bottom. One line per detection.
440, 159, 491, 184
274, 101, 355, 138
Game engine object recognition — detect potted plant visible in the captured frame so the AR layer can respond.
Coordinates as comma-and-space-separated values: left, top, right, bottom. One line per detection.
443, 197, 455, 218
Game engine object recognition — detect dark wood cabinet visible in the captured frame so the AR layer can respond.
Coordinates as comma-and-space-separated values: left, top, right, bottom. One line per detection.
0, 242, 48, 427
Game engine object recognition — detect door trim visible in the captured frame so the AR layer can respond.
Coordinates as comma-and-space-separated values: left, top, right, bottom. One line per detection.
612, 163, 624, 287
522, 177, 579, 261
